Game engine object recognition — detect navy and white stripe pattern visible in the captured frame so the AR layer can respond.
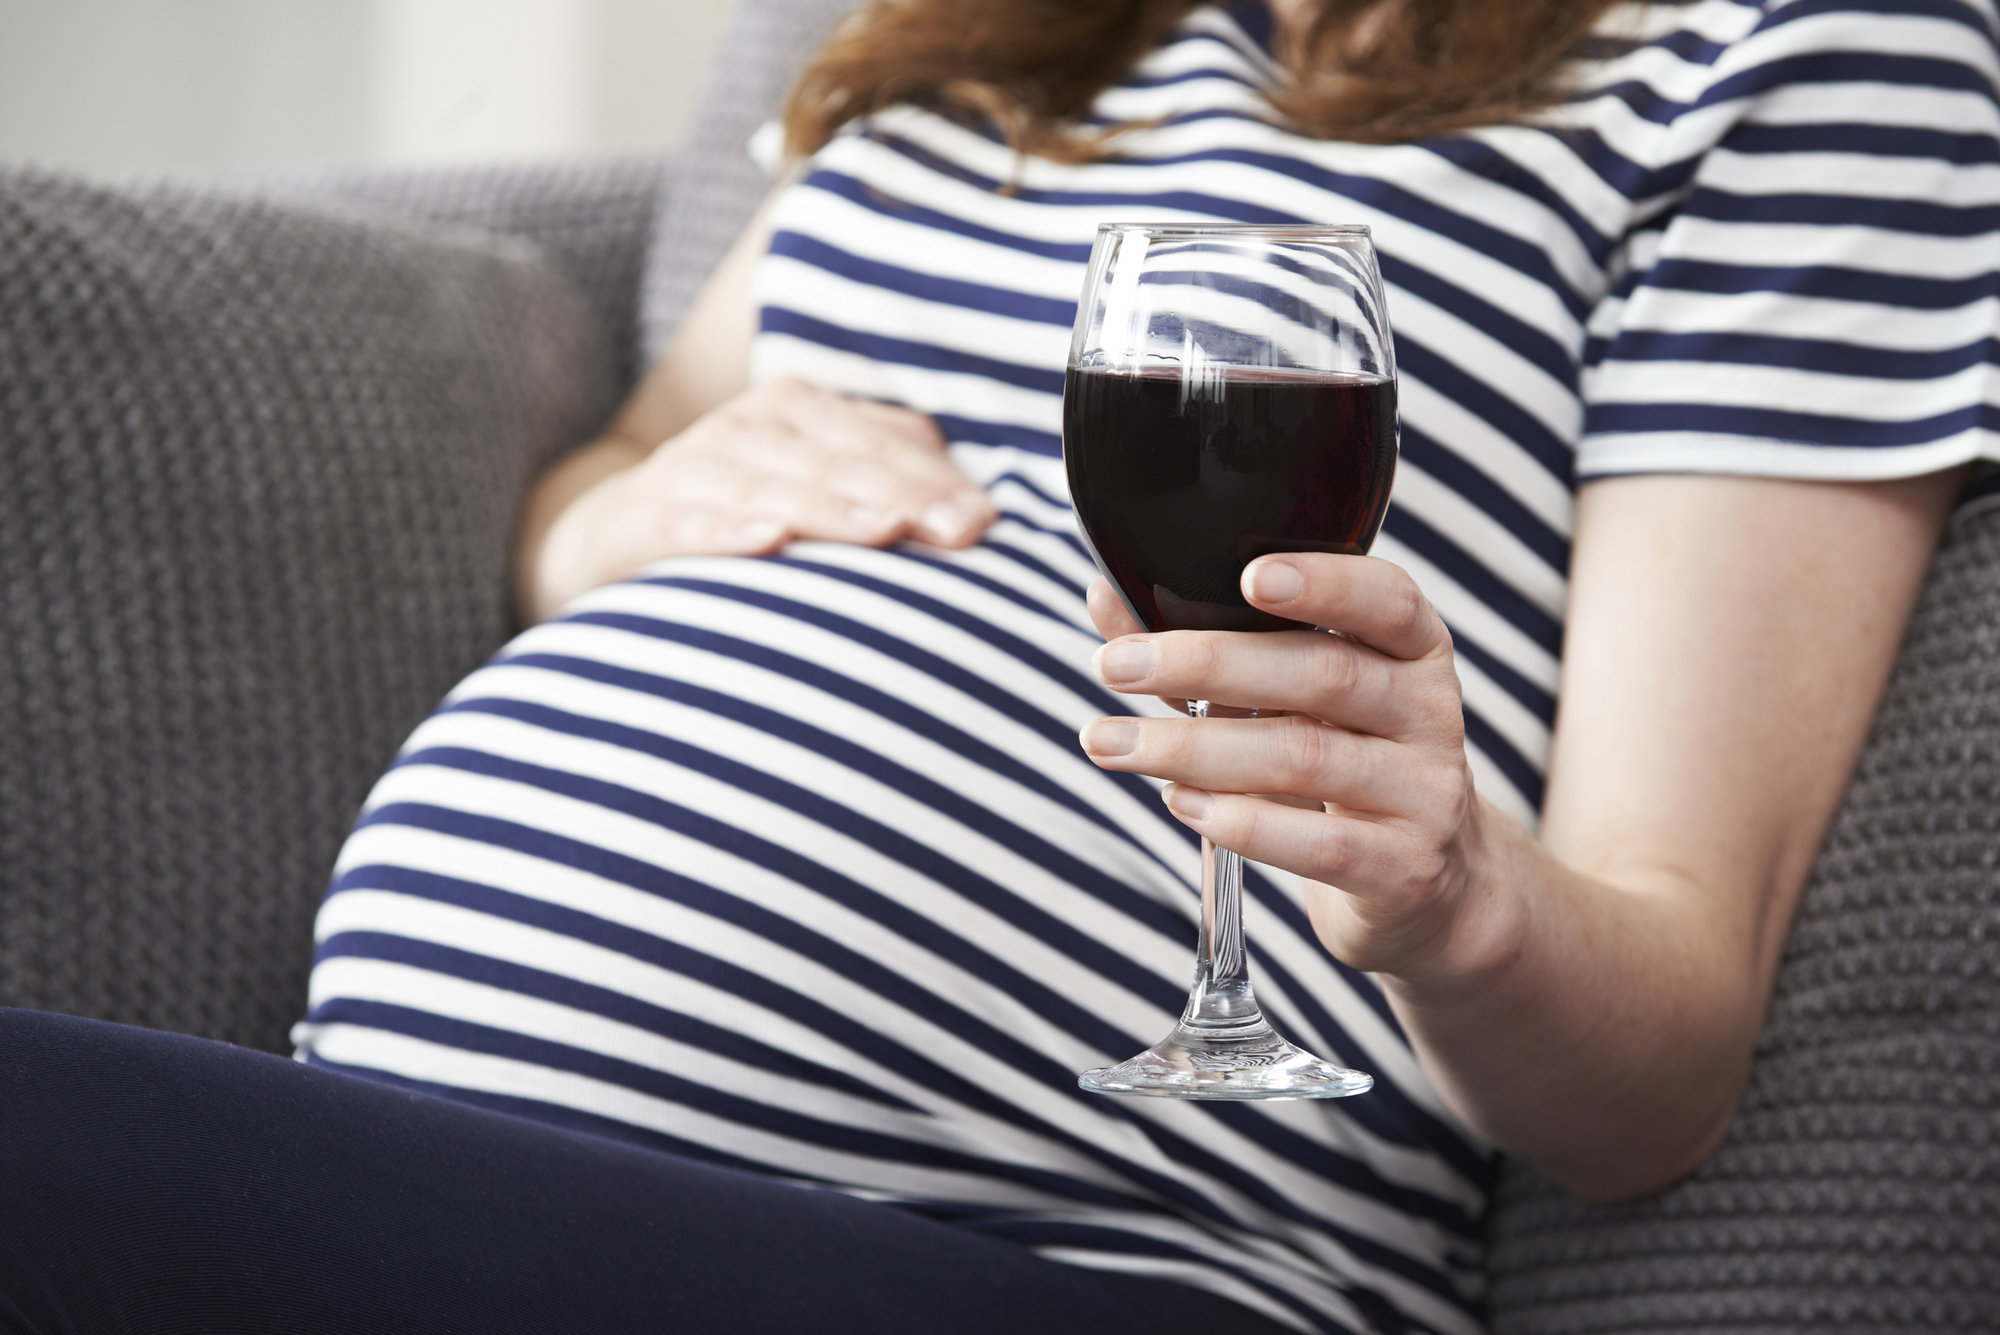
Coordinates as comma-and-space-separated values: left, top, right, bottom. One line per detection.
295, 3, 2000, 1331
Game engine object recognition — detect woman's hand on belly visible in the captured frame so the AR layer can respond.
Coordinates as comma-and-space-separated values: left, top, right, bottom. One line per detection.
526, 377, 996, 621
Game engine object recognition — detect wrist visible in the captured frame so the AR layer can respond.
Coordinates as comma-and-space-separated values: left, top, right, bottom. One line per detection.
1381, 795, 1535, 1003
515, 437, 650, 623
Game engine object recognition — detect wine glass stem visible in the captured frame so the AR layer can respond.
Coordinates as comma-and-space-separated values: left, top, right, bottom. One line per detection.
1183, 701, 1268, 1038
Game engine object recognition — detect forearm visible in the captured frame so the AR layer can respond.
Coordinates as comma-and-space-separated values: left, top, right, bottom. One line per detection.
1385, 473, 1964, 1197
1410, 473, 1963, 1198
514, 433, 649, 624
1373, 802, 1763, 1201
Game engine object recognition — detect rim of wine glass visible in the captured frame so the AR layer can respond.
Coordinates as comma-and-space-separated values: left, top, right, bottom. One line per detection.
1094, 221, 1372, 239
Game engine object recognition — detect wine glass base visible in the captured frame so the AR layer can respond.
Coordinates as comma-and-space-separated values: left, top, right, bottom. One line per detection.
1079, 1025, 1373, 1101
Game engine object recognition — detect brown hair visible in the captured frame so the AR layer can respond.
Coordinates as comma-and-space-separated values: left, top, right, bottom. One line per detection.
783, 0, 1627, 163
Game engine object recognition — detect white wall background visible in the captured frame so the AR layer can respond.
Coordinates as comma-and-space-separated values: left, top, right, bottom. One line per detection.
0, 0, 735, 179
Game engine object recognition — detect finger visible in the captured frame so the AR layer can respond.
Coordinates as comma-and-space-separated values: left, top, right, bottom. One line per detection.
846, 443, 994, 545
1157, 786, 1440, 919
680, 418, 991, 548
655, 510, 791, 557
668, 446, 909, 543
1078, 714, 1429, 814
810, 403, 989, 543
816, 457, 993, 547
585, 504, 790, 588
707, 390, 931, 486
1086, 581, 1192, 713
755, 382, 989, 544
741, 475, 906, 544
1087, 578, 1147, 640
796, 459, 976, 543
1096, 579, 1184, 715
1090, 627, 1429, 738
1242, 554, 1450, 662
714, 381, 991, 546
910, 488, 996, 548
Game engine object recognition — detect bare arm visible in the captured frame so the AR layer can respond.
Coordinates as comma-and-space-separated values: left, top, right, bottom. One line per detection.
1398, 471, 1958, 1196
1081, 469, 1961, 1199
515, 190, 995, 623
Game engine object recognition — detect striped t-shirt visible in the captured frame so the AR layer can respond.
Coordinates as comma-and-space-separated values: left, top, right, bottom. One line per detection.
295, 4, 2000, 1333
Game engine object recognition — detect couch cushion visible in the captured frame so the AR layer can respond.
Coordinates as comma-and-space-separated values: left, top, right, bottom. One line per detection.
0, 168, 620, 1051
273, 155, 668, 390
1485, 502, 2000, 1332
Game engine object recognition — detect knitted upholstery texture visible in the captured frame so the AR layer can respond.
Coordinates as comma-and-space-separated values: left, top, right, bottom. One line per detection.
0, 167, 628, 1052
277, 156, 666, 388
1485, 502, 2000, 1333
637, 0, 856, 358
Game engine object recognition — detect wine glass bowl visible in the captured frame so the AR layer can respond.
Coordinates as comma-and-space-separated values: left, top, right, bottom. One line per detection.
1063, 223, 1397, 1100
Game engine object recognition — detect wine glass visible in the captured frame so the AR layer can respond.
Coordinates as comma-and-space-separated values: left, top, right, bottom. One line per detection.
1064, 223, 1398, 1100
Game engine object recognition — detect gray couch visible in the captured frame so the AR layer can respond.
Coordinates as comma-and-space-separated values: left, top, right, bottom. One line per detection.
2, 0, 1994, 1329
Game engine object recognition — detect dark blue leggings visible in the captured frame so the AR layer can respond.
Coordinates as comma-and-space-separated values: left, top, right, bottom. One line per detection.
0, 1009, 1287, 1335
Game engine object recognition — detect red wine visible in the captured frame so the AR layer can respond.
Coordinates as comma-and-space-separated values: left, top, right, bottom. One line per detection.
1064, 366, 1398, 632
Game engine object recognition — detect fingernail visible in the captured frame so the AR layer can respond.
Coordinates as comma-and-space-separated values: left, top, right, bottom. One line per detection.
1094, 638, 1155, 685
1166, 785, 1214, 819
739, 520, 787, 548
1248, 559, 1303, 604
1080, 719, 1139, 757
919, 494, 990, 543
917, 501, 969, 542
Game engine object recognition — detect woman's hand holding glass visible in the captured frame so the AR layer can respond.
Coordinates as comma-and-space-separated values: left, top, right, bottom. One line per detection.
527, 376, 996, 620
1082, 553, 1514, 988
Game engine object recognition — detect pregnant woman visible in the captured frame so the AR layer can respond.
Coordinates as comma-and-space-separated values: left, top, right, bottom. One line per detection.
5, 1, 1995, 1332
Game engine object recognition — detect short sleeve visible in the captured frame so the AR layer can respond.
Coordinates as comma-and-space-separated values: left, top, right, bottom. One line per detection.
1576, 0, 2000, 483
748, 119, 787, 177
